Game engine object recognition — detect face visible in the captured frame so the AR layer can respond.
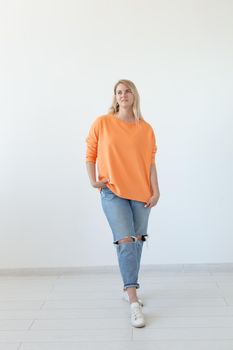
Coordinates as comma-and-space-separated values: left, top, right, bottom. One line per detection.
115, 83, 134, 109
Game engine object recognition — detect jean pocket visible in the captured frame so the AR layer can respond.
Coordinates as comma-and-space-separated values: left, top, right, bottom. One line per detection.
100, 187, 115, 200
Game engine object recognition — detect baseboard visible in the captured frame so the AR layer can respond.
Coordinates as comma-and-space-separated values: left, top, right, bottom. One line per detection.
0, 263, 233, 275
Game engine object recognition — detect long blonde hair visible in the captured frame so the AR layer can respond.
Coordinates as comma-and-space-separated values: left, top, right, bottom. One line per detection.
108, 79, 144, 122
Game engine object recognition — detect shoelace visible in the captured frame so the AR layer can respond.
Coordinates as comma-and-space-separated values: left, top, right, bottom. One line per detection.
132, 306, 142, 320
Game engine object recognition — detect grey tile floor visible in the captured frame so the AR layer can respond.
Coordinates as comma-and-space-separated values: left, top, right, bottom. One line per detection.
0, 264, 233, 350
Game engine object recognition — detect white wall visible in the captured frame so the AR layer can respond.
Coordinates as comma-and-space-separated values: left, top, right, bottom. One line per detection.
0, 0, 232, 268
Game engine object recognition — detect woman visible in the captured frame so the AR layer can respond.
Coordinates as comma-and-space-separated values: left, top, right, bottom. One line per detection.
85, 79, 160, 327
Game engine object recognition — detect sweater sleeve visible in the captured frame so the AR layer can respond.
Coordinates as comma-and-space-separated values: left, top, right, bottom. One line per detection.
85, 118, 100, 163
151, 129, 157, 165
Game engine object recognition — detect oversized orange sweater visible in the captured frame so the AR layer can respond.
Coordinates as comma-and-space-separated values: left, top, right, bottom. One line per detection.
85, 114, 157, 202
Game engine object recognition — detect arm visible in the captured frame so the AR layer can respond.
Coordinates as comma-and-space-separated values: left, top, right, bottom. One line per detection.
150, 163, 160, 198
86, 161, 109, 189
86, 118, 108, 189
144, 163, 160, 208
86, 162, 96, 186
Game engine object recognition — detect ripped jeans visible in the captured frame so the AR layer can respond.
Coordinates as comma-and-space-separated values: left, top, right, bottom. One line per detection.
100, 187, 151, 290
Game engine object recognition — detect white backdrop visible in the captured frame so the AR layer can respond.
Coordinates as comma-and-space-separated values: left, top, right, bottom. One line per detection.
0, 0, 232, 268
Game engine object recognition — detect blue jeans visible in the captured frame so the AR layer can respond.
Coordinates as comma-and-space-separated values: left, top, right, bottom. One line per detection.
100, 187, 151, 290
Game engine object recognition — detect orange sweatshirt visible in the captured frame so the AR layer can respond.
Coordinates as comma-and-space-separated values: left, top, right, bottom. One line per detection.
85, 114, 157, 202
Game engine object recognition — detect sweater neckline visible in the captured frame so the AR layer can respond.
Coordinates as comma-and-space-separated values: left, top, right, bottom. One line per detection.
109, 114, 140, 125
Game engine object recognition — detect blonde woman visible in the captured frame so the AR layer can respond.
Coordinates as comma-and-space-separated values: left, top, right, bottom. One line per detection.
86, 79, 160, 327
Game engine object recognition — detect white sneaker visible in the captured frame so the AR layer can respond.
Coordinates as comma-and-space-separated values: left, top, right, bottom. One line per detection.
122, 292, 144, 307
130, 302, 145, 328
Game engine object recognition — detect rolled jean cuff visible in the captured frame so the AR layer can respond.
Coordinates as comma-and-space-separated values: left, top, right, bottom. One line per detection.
123, 283, 140, 290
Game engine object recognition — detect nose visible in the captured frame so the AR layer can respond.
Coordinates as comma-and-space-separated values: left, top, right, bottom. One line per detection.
121, 91, 128, 99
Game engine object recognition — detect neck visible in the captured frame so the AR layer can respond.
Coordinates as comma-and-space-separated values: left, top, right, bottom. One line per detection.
117, 108, 135, 121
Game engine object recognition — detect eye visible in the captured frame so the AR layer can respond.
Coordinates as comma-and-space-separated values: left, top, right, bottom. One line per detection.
117, 91, 122, 95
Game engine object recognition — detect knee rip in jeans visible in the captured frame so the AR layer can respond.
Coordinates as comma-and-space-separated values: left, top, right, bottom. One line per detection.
113, 235, 147, 245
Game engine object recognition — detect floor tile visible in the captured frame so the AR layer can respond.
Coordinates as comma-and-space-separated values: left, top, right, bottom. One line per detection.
0, 331, 26, 342
0, 301, 44, 310
19, 340, 233, 350
22, 329, 132, 342
41, 298, 132, 309
0, 320, 32, 331
144, 316, 233, 328
0, 344, 20, 350
143, 306, 233, 317
31, 318, 130, 330
141, 297, 226, 307
132, 327, 233, 340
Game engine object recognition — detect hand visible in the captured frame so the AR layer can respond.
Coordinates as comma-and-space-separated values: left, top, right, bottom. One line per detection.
92, 179, 109, 189
144, 193, 160, 208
